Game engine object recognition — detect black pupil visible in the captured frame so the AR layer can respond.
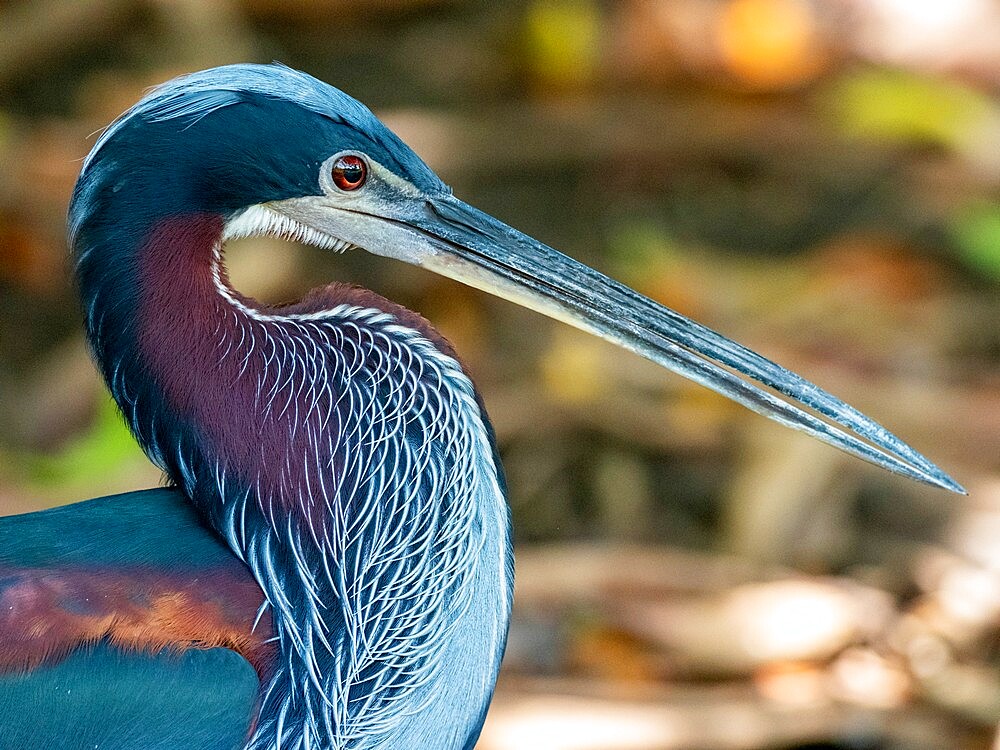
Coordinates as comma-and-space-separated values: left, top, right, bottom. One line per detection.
338, 159, 362, 184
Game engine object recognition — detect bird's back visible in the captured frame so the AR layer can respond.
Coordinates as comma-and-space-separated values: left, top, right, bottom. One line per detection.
0, 489, 269, 750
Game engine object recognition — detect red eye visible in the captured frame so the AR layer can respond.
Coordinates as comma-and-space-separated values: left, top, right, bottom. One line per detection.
331, 155, 367, 191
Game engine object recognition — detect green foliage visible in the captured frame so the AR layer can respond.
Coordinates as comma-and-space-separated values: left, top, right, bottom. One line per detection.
606, 221, 684, 286
523, 0, 601, 87
822, 69, 993, 149
17, 396, 147, 490
950, 201, 1000, 280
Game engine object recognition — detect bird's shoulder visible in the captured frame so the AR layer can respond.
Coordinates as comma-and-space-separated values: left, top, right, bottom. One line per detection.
0, 488, 271, 749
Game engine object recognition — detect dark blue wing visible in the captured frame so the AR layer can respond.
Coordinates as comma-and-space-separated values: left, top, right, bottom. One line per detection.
0, 487, 241, 569
0, 489, 266, 749
0, 643, 257, 750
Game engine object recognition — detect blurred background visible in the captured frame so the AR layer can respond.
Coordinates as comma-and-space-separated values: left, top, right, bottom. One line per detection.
1, 0, 999, 748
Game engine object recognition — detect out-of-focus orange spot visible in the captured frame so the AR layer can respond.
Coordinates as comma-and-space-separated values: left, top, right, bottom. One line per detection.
829, 647, 911, 708
806, 235, 942, 303
569, 625, 657, 684
715, 0, 825, 89
754, 662, 827, 706
0, 213, 63, 294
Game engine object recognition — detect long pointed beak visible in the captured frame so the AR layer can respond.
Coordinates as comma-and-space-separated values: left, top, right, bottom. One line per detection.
398, 194, 963, 494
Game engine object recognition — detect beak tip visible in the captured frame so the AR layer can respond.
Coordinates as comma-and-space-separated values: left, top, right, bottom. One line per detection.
945, 478, 968, 496
928, 470, 967, 495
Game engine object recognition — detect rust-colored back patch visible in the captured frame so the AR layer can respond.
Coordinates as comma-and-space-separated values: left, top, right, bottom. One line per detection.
0, 566, 274, 677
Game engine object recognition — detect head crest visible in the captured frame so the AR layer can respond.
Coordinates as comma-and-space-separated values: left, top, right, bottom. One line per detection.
83, 64, 389, 175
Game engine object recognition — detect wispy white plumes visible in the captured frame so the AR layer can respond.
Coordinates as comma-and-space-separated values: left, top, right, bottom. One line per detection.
208, 276, 511, 749
224, 204, 354, 253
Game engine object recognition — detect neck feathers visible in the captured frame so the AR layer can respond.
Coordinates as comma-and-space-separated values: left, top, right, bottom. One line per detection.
76, 210, 513, 749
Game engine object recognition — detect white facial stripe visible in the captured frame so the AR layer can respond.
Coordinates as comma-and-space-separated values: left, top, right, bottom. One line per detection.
223, 204, 354, 252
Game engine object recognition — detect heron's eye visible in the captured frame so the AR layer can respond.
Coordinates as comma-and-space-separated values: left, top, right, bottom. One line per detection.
331, 155, 367, 191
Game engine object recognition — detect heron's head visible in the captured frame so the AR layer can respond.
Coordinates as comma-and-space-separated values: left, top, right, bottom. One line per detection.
70, 63, 447, 235
70, 63, 962, 494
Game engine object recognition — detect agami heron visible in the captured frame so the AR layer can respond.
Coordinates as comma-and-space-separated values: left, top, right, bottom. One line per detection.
0, 64, 962, 749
